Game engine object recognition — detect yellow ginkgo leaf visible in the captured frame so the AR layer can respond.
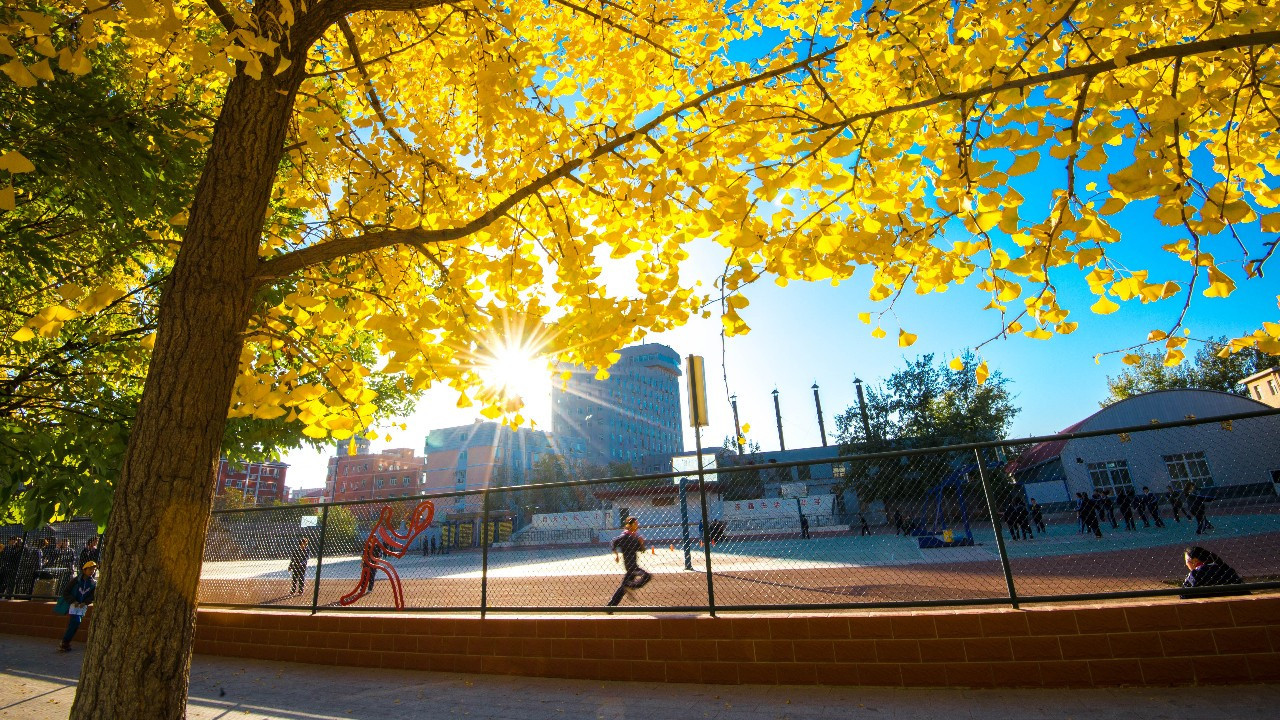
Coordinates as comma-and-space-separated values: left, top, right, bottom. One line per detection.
857, 312, 871, 324
898, 329, 917, 347
949, 356, 964, 371
1007, 152, 1039, 176
1090, 295, 1121, 314
0, 185, 14, 211
11, 326, 35, 342
0, 150, 36, 174
741, 422, 751, 433
975, 361, 990, 385
871, 326, 886, 339
1163, 349, 1185, 367
1122, 353, 1142, 365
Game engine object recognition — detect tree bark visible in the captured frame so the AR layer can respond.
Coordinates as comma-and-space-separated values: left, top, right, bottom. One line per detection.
68, 60, 304, 720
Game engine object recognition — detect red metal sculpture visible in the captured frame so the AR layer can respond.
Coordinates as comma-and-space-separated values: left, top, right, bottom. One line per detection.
339, 500, 435, 609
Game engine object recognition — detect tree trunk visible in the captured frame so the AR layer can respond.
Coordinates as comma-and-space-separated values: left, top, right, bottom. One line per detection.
69, 63, 302, 719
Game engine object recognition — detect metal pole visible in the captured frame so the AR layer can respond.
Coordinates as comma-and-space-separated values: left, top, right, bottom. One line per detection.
854, 378, 873, 441
480, 487, 491, 619
693, 426, 717, 617
772, 389, 785, 451
730, 395, 743, 456
973, 449, 1019, 609
310, 505, 330, 615
679, 477, 693, 570
812, 383, 828, 447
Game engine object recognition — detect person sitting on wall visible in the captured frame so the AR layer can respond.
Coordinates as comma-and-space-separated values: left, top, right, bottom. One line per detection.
1181, 546, 1249, 599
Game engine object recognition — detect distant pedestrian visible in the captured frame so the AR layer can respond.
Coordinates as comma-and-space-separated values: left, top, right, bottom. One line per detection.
431, 535, 438, 555
58, 561, 97, 652
0, 536, 22, 598
859, 514, 871, 536
289, 538, 310, 596
1185, 482, 1215, 534
1117, 488, 1136, 530
1141, 486, 1165, 528
1167, 483, 1186, 523
1080, 493, 1103, 538
1181, 546, 1247, 598
1075, 493, 1087, 534
50, 539, 77, 593
1029, 499, 1046, 534
799, 513, 811, 540
1100, 489, 1118, 529
366, 541, 384, 591
1132, 487, 1151, 527
893, 510, 905, 535
1015, 499, 1033, 540
607, 517, 651, 610
78, 537, 100, 575
1002, 500, 1021, 541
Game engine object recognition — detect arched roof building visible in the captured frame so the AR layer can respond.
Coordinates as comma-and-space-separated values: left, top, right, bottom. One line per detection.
1007, 389, 1280, 505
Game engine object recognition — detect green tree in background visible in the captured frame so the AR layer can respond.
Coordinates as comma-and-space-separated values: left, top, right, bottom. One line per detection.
833, 353, 1019, 504
1103, 337, 1280, 405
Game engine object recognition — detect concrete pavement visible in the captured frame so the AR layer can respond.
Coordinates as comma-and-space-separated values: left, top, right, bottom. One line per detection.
2, 632, 1278, 719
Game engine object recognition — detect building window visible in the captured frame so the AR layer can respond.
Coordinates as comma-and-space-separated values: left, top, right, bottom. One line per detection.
1258, 386, 1266, 400
1164, 451, 1214, 488
1086, 460, 1133, 493
1269, 378, 1279, 395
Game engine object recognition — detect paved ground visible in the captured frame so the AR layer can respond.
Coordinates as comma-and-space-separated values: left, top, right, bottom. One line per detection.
2, 633, 1278, 720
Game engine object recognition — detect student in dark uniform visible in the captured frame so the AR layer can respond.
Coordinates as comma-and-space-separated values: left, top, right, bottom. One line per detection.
1141, 486, 1165, 528
1185, 481, 1215, 534
289, 537, 310, 596
58, 561, 97, 652
1132, 487, 1151, 527
1181, 546, 1247, 598
859, 515, 871, 536
1167, 483, 1186, 523
1015, 499, 1034, 540
607, 517, 651, 609
1029, 499, 1046, 534
1080, 493, 1103, 538
1117, 488, 1136, 530
799, 513, 811, 540
1100, 489, 1118, 529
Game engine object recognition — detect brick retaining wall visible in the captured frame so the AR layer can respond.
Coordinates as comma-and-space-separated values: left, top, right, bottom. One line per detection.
3, 597, 1277, 687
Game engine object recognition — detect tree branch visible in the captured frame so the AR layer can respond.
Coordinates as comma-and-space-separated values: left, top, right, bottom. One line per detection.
337, 18, 415, 154
204, 0, 238, 34
811, 30, 1280, 133
254, 42, 848, 283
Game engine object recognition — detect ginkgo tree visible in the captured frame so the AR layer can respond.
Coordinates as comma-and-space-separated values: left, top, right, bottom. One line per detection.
1, 0, 1277, 717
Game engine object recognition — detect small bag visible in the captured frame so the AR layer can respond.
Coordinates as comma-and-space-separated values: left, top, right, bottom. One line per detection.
53, 597, 69, 616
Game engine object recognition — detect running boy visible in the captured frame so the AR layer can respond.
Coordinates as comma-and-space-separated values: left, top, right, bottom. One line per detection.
607, 517, 652, 609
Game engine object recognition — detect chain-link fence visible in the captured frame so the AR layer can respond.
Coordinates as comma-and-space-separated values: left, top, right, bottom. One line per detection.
190, 408, 1280, 614
0, 519, 99, 600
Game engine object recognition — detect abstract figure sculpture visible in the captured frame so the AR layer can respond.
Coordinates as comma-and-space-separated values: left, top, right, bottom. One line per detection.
339, 500, 435, 609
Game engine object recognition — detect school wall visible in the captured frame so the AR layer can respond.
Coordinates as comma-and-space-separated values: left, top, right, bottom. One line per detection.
3, 596, 1278, 687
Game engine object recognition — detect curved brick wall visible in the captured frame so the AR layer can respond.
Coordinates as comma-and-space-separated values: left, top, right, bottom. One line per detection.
3, 596, 1277, 687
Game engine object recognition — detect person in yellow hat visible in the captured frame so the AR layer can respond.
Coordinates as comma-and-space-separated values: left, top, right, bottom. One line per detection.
58, 560, 97, 652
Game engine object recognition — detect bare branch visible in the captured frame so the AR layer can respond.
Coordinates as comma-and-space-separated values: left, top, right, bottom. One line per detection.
204, 0, 237, 34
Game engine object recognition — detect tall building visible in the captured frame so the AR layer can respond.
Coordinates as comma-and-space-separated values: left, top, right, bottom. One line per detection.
551, 343, 685, 466
215, 460, 289, 505
328, 448, 428, 503
422, 421, 586, 496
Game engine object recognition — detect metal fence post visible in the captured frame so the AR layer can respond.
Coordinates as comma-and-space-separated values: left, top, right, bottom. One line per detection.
310, 505, 330, 615
693, 427, 717, 617
480, 487, 491, 619
973, 449, 1019, 609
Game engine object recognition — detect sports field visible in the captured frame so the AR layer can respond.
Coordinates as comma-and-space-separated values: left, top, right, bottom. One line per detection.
197, 511, 1280, 610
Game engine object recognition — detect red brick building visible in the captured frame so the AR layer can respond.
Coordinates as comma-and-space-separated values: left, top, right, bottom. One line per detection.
328, 448, 429, 502
215, 459, 289, 505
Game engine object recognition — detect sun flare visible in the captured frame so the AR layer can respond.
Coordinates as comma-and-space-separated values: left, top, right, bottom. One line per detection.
476, 341, 552, 412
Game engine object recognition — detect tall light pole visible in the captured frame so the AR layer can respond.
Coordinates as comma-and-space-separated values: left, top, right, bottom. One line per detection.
812, 382, 828, 447
730, 394, 744, 455
854, 377, 873, 441
772, 388, 786, 451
